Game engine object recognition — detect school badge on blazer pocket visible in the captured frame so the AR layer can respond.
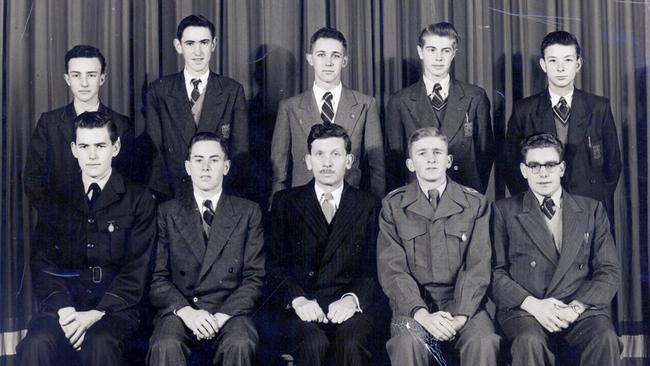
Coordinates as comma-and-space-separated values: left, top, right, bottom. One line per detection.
463, 112, 473, 137
220, 124, 231, 139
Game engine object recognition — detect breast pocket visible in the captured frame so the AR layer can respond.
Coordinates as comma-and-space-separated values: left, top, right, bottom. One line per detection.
98, 215, 134, 261
397, 223, 433, 282
444, 221, 474, 274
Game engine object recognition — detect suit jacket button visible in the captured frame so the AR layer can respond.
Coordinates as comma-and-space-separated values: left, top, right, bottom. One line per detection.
168, 147, 174, 152
530, 261, 537, 268
589, 178, 596, 184
579, 264, 584, 269
87, 218, 95, 224
192, 297, 198, 303
308, 271, 315, 277
87, 243, 94, 248
453, 165, 459, 171
228, 268, 234, 273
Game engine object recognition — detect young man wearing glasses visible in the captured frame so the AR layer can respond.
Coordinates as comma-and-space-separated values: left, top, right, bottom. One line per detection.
492, 133, 621, 366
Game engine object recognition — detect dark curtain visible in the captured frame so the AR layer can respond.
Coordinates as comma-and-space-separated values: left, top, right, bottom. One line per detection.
1, 0, 648, 363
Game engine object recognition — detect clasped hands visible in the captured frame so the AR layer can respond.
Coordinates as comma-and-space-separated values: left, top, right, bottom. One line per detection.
413, 308, 467, 341
291, 296, 357, 324
57, 307, 105, 351
176, 306, 231, 340
521, 297, 585, 333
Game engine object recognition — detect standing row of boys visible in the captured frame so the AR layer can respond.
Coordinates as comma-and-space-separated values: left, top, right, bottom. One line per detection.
17, 14, 623, 366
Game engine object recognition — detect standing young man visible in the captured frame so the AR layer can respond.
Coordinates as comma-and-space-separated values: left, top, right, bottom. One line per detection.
24, 45, 139, 211
17, 112, 156, 366
148, 132, 265, 365
492, 133, 621, 365
145, 14, 248, 200
378, 127, 499, 365
503, 31, 622, 223
270, 123, 380, 366
271, 27, 385, 200
385, 22, 494, 193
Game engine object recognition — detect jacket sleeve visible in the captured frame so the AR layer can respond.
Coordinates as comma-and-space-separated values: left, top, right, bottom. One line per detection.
219, 204, 266, 316
452, 197, 491, 317
503, 104, 528, 194
144, 83, 172, 199
601, 100, 622, 193
96, 189, 157, 313
384, 95, 407, 192
227, 83, 250, 195
24, 113, 52, 210
364, 98, 386, 198
377, 199, 427, 317
270, 100, 292, 198
475, 90, 495, 192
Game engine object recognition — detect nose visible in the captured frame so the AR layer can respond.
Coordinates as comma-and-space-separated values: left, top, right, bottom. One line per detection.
193, 44, 202, 56
80, 75, 89, 87
201, 160, 211, 170
88, 146, 97, 159
426, 154, 439, 163
556, 61, 565, 71
434, 51, 443, 61
324, 55, 334, 66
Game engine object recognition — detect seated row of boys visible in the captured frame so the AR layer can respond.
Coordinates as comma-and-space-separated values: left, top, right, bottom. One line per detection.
17, 112, 621, 366
24, 15, 621, 227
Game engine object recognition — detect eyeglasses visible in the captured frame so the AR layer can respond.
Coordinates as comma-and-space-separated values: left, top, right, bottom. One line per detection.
524, 161, 562, 174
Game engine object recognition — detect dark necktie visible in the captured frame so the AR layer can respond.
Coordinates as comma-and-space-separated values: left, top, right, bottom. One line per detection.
427, 189, 439, 211
321, 91, 335, 125
87, 183, 101, 208
541, 196, 556, 220
430, 83, 447, 111
321, 192, 335, 223
553, 97, 570, 125
190, 79, 201, 107
203, 200, 214, 226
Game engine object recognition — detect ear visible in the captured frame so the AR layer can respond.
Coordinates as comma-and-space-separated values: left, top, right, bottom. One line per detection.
406, 158, 415, 173
111, 137, 121, 157
520, 162, 529, 180
222, 160, 230, 176
305, 154, 313, 171
185, 160, 191, 176
71, 142, 78, 158
417, 46, 424, 60
173, 38, 183, 55
539, 57, 547, 73
446, 154, 453, 169
305, 53, 314, 67
99, 73, 106, 86
210, 37, 217, 52
64, 74, 71, 87
575, 57, 582, 72
341, 55, 349, 68
345, 154, 354, 170
559, 161, 566, 178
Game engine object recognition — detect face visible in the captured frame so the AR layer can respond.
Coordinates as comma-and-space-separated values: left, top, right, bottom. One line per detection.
64, 58, 105, 104
520, 147, 565, 197
305, 137, 352, 188
539, 44, 581, 91
417, 34, 456, 81
185, 140, 230, 194
71, 127, 120, 180
174, 26, 216, 76
306, 38, 348, 87
406, 136, 452, 184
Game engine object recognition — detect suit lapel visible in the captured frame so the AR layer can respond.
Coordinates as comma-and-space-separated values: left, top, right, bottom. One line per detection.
320, 185, 362, 265
296, 91, 322, 136
167, 72, 197, 146
334, 88, 363, 134
566, 88, 589, 146
402, 180, 435, 220
58, 103, 76, 144
197, 73, 227, 133
441, 80, 471, 142
432, 180, 466, 222
91, 172, 125, 213
199, 194, 240, 280
532, 90, 557, 135
546, 193, 588, 295
515, 191, 559, 265
174, 192, 206, 263
406, 80, 438, 129
294, 181, 329, 241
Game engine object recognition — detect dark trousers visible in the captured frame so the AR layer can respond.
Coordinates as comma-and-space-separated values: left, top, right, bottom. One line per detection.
386, 310, 500, 366
16, 312, 136, 366
501, 314, 622, 366
285, 312, 374, 366
147, 314, 258, 366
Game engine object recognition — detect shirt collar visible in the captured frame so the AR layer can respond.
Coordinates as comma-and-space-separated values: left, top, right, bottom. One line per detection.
423, 73, 451, 99
548, 87, 574, 108
532, 187, 563, 209
313, 82, 343, 114
82, 168, 112, 194
418, 178, 447, 200
73, 100, 100, 115
193, 189, 222, 212
314, 182, 344, 209
184, 68, 210, 98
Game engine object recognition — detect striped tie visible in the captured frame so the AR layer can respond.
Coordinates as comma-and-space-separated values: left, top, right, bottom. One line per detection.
190, 79, 201, 107
553, 97, 570, 125
321, 92, 335, 124
430, 83, 447, 111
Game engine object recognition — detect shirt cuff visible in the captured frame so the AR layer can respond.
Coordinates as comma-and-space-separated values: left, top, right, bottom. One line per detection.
341, 293, 363, 313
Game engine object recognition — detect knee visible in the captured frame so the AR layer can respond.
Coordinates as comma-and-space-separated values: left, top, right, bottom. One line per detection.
84, 326, 120, 352
589, 328, 620, 352
223, 335, 257, 355
464, 331, 501, 354
149, 334, 183, 355
304, 331, 330, 355
17, 330, 56, 354
511, 330, 547, 353
340, 332, 369, 356
387, 333, 428, 355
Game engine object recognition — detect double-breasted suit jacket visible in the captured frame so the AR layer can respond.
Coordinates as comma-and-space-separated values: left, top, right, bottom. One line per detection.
270, 87, 385, 199
503, 88, 622, 221
144, 72, 249, 199
24, 103, 141, 211
150, 191, 265, 318
269, 181, 381, 311
385, 79, 494, 193
491, 190, 621, 326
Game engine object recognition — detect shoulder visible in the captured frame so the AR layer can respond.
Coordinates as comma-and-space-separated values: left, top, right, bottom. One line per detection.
494, 193, 524, 213
513, 91, 545, 110
346, 88, 375, 104
382, 185, 408, 206
211, 73, 245, 92
455, 80, 487, 97
149, 72, 180, 90
278, 92, 306, 108
575, 89, 610, 108
390, 81, 420, 101
345, 185, 382, 209
227, 194, 261, 214
566, 192, 602, 212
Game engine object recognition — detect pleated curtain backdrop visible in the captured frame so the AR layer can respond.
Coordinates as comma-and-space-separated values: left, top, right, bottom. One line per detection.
1, 0, 648, 364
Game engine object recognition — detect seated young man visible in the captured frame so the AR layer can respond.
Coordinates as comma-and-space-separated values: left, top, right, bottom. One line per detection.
492, 133, 621, 366
377, 127, 499, 366
147, 132, 265, 366
270, 123, 381, 366
17, 112, 156, 366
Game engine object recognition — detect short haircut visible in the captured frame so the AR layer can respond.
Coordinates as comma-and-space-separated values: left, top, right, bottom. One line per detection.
65, 45, 106, 74
407, 127, 448, 157
418, 22, 460, 48
309, 27, 347, 53
72, 112, 118, 143
520, 133, 564, 162
186, 132, 229, 160
176, 14, 216, 40
307, 123, 352, 154
540, 31, 581, 59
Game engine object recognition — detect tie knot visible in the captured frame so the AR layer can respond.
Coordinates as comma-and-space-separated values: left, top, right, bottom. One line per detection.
191, 78, 201, 89
322, 192, 334, 202
433, 83, 442, 93
542, 196, 554, 208
558, 97, 567, 106
427, 189, 439, 200
323, 91, 333, 102
87, 183, 100, 195
203, 199, 214, 212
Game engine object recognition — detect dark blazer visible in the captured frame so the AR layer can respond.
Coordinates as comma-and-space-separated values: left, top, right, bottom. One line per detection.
385, 79, 494, 193
270, 87, 385, 199
269, 181, 380, 311
24, 103, 141, 210
150, 191, 265, 317
377, 178, 491, 318
503, 88, 622, 220
144, 72, 249, 199
491, 190, 621, 325
30, 172, 156, 322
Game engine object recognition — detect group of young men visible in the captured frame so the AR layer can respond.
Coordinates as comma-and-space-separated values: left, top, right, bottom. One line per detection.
16, 13, 623, 366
